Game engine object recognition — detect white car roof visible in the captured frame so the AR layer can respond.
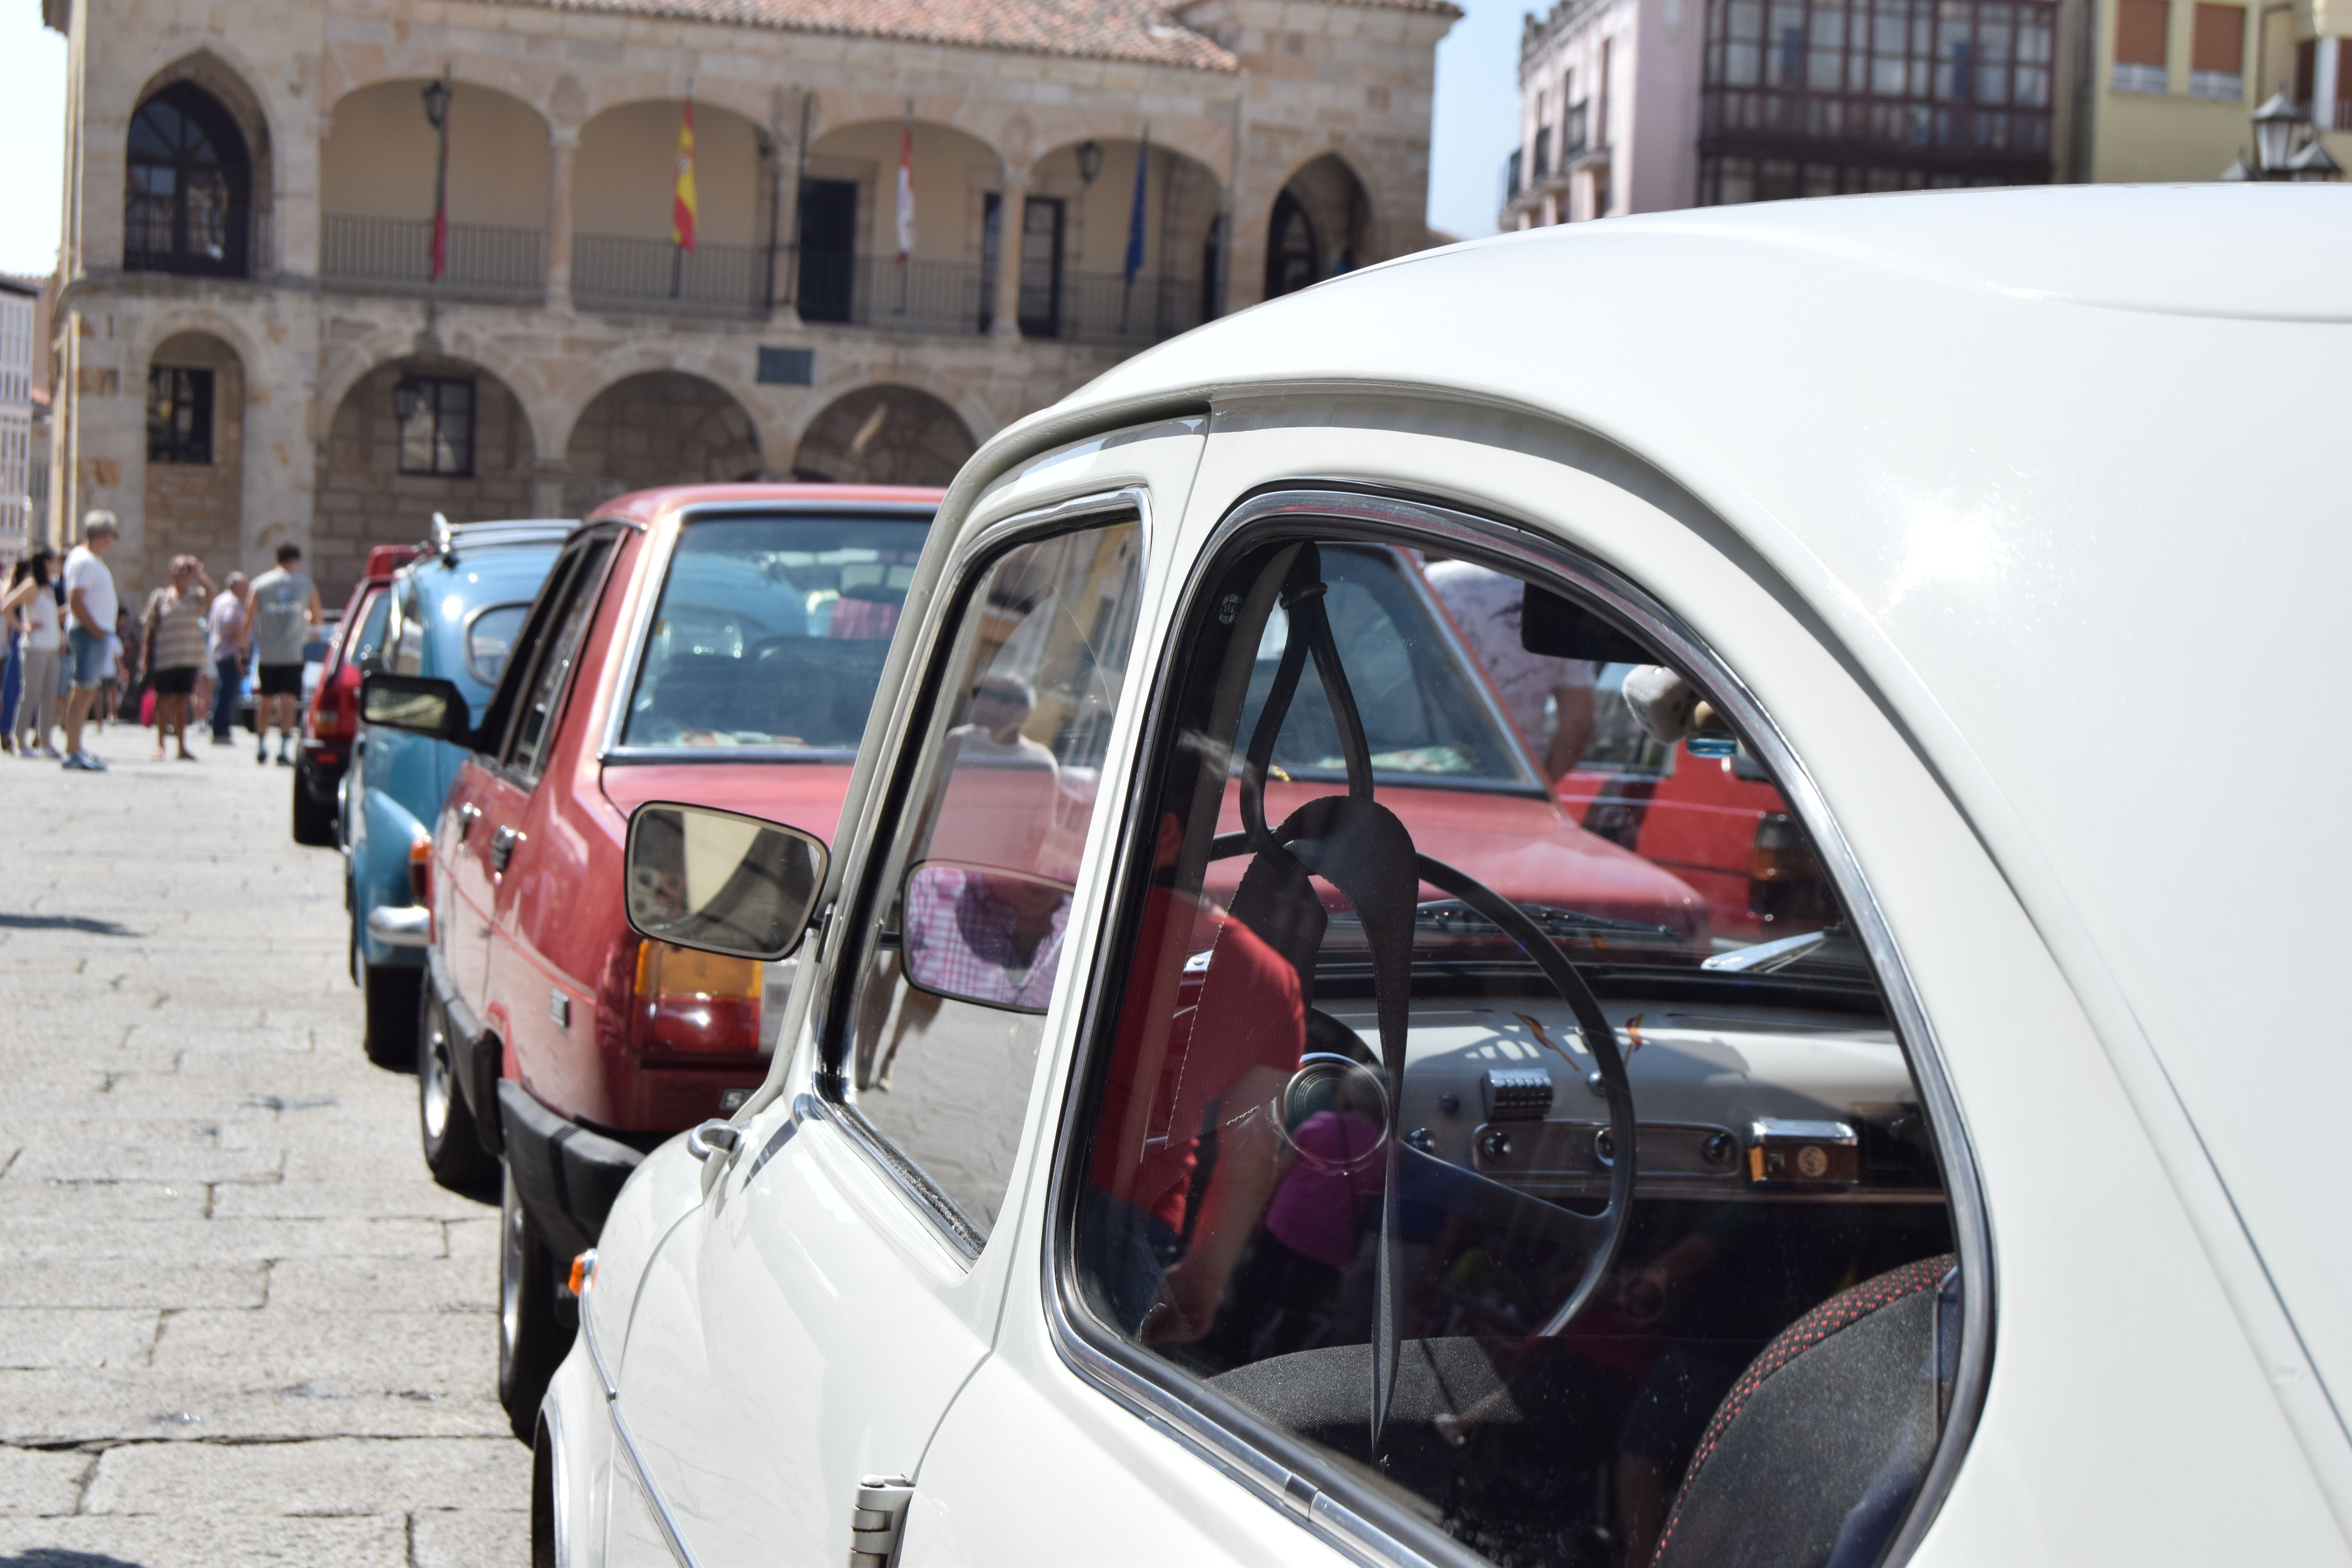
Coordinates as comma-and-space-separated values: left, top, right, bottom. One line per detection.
977, 183, 2352, 1448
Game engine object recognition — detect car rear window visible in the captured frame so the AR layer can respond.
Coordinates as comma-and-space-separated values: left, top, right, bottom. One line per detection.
617, 511, 935, 754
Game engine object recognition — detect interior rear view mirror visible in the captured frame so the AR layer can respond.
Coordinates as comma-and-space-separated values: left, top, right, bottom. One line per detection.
1520, 584, 1653, 665
626, 802, 828, 962
898, 861, 1076, 1013
360, 673, 471, 741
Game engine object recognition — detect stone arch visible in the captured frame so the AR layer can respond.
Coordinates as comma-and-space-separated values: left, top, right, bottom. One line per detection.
321, 80, 552, 292
313, 354, 541, 601
127, 49, 277, 265
795, 118, 1005, 327
561, 372, 765, 516
1025, 136, 1228, 332
790, 386, 975, 488
1264, 151, 1374, 300
316, 327, 561, 463
125, 56, 270, 278
573, 98, 779, 312
136, 330, 246, 599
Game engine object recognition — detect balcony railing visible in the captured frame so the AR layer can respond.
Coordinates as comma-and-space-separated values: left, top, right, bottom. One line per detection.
1025, 271, 1205, 349
320, 214, 544, 300
797, 254, 988, 336
572, 234, 770, 317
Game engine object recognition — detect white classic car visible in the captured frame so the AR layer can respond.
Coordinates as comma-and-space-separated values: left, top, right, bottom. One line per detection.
535, 185, 2352, 1568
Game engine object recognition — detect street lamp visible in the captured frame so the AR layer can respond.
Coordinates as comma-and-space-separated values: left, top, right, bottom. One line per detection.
2251, 92, 2303, 174
2286, 138, 2345, 181
421, 73, 452, 132
1076, 140, 1104, 185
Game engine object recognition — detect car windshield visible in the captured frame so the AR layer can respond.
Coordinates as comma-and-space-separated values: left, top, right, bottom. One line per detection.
618, 510, 935, 753
1236, 544, 1536, 789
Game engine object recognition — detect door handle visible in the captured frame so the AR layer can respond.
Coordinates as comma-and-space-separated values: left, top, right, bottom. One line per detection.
457, 802, 481, 841
491, 825, 523, 873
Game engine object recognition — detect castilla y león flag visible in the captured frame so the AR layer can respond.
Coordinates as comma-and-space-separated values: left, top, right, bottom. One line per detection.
671, 101, 698, 252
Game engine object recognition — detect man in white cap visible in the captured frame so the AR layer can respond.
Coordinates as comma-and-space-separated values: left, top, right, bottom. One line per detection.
59, 511, 121, 772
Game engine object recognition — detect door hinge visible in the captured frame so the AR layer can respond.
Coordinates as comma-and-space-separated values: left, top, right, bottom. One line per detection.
849, 1474, 914, 1568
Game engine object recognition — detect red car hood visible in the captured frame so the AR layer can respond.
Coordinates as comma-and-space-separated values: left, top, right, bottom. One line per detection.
1209, 780, 1708, 944
599, 761, 856, 848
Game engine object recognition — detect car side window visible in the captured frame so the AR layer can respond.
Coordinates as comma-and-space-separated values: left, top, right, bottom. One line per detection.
389, 584, 425, 676
1060, 528, 1959, 1568
347, 590, 394, 674
505, 539, 614, 782
835, 520, 1144, 1247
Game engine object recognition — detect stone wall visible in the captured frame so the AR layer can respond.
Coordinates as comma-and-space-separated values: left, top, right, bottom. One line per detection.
561, 372, 766, 515
138, 330, 245, 598
313, 356, 537, 598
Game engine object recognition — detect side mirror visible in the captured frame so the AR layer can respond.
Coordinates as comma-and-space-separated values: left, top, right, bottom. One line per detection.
899, 861, 1076, 1013
360, 673, 471, 742
625, 802, 828, 962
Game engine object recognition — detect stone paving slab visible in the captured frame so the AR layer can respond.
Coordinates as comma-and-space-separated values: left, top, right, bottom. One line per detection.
0, 731, 521, 1563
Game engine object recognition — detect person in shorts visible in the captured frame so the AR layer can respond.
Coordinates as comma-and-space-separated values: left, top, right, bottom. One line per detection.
142, 554, 213, 762
247, 543, 321, 766
60, 512, 121, 772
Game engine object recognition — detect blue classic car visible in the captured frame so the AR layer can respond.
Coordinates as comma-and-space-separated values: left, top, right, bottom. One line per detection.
344, 518, 569, 1067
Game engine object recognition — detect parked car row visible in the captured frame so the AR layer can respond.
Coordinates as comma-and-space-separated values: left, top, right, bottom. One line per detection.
311, 191, 2345, 1568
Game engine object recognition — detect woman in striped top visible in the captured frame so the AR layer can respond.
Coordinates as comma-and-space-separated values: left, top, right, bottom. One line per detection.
142, 555, 214, 761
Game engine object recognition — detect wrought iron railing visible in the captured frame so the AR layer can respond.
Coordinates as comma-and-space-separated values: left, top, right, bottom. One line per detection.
796, 254, 988, 336
319, 214, 544, 299
572, 234, 770, 316
1024, 271, 1205, 349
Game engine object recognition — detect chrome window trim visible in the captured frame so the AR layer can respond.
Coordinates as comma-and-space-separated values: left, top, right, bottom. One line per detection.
581, 1283, 702, 1568
1038, 485, 1994, 1568
596, 499, 942, 764
809, 486, 1158, 1267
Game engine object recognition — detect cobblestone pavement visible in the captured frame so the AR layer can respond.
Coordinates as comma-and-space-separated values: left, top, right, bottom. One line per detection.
0, 724, 525, 1565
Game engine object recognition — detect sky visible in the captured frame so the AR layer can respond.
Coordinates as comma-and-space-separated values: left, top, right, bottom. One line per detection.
0, 0, 1519, 276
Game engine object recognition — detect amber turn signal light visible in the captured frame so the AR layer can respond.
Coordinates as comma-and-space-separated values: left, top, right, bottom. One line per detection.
566, 1248, 596, 1298
633, 940, 762, 1054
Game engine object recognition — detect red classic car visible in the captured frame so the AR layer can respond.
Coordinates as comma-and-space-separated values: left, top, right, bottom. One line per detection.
294, 543, 420, 847
365, 483, 941, 1436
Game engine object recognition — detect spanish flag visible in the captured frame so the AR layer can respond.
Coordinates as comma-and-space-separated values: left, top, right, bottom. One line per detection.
671, 101, 698, 252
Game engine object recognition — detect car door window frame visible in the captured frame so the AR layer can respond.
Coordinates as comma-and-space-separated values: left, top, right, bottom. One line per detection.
488, 527, 623, 784
1038, 486, 1993, 1568
812, 490, 1157, 1261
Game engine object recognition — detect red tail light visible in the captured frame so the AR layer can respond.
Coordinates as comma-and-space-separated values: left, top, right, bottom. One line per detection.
310, 674, 358, 743
633, 941, 762, 1054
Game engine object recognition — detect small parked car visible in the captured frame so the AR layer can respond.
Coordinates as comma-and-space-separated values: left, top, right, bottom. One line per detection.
362, 483, 948, 1437
294, 544, 421, 847
526, 188, 2352, 1568
343, 519, 568, 1065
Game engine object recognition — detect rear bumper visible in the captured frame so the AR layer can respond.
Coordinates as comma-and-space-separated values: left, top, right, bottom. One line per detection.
499, 1079, 646, 1265
364, 904, 431, 948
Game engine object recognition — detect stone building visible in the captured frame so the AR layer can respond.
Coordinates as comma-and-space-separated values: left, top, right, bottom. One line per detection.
42, 0, 1457, 604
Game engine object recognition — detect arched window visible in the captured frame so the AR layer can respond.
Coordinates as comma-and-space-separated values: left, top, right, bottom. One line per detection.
1264, 191, 1319, 299
125, 84, 250, 276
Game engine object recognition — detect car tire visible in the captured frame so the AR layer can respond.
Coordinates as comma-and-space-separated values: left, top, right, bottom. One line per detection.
291, 773, 337, 847
499, 1161, 566, 1445
362, 963, 420, 1071
418, 991, 495, 1194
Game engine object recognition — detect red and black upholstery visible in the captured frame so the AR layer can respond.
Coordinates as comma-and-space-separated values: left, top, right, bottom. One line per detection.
1652, 1254, 1959, 1568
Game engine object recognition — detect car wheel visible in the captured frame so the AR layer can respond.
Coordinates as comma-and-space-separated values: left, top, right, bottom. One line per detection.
291, 773, 337, 847
418, 991, 495, 1194
362, 964, 420, 1070
499, 1161, 565, 1444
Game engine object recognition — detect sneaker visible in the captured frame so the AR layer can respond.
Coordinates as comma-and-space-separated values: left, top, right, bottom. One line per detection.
38, 744, 61, 759
256, 741, 267, 764
276, 751, 294, 768
62, 752, 104, 772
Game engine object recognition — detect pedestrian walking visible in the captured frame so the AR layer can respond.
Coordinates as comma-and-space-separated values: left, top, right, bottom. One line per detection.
5, 548, 65, 759
59, 512, 122, 772
142, 554, 212, 762
207, 570, 249, 745
248, 543, 320, 767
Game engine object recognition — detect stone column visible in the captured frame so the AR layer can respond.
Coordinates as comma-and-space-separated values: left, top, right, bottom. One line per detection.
547, 133, 577, 305
533, 457, 570, 520
991, 170, 1029, 342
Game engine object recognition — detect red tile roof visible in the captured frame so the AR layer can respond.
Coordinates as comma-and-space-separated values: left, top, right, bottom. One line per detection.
524, 0, 1241, 69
